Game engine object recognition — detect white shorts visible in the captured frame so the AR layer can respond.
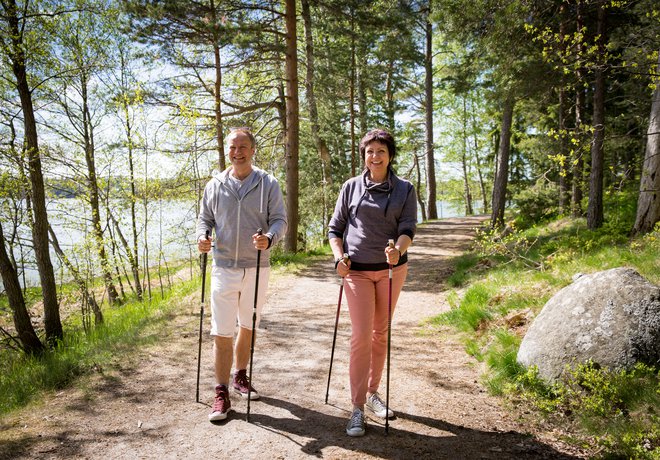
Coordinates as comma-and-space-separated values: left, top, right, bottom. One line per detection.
209, 265, 270, 337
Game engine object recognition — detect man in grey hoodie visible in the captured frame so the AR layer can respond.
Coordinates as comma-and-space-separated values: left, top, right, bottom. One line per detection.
197, 127, 287, 422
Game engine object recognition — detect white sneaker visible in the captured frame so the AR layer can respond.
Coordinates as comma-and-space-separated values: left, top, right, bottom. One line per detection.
346, 408, 366, 437
366, 392, 394, 419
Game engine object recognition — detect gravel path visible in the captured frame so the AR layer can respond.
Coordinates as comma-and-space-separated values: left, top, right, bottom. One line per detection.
0, 216, 587, 459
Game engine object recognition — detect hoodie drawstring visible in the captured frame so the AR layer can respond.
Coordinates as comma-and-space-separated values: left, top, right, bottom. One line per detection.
260, 176, 264, 214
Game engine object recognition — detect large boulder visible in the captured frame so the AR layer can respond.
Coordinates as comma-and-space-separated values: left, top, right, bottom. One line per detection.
517, 267, 660, 382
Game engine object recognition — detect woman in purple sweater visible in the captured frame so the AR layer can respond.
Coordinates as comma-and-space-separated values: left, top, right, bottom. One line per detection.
328, 128, 417, 437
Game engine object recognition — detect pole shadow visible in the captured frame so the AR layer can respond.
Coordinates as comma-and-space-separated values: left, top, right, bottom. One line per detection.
239, 396, 582, 459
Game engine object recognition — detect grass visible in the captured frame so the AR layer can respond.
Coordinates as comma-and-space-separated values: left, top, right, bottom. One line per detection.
431, 188, 660, 458
0, 276, 198, 416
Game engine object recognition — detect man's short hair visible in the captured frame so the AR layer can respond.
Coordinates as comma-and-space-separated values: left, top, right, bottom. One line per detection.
227, 127, 256, 148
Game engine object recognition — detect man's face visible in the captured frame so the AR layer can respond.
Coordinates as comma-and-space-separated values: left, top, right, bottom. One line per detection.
227, 132, 255, 168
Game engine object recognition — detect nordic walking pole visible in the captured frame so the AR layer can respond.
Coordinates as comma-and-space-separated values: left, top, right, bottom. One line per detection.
385, 239, 395, 435
196, 230, 210, 403
247, 228, 263, 422
325, 253, 349, 404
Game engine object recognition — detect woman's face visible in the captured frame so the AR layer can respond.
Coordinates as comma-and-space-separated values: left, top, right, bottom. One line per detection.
364, 141, 390, 178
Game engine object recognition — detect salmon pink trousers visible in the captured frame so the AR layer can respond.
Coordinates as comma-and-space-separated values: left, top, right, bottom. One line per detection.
343, 264, 408, 407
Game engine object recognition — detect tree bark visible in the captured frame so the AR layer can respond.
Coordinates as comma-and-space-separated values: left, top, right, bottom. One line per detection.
0, 223, 44, 355
48, 226, 103, 327
414, 154, 427, 222
632, 51, 660, 235
462, 97, 473, 215
118, 49, 143, 301
81, 71, 120, 305
424, 3, 438, 220
572, 0, 586, 218
6, 0, 63, 343
385, 59, 395, 134
284, 0, 299, 252
558, 5, 570, 213
349, 13, 357, 177
587, 2, 607, 230
301, 0, 331, 238
491, 95, 514, 228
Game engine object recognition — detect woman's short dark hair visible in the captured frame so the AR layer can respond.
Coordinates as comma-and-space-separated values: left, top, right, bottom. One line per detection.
359, 128, 396, 164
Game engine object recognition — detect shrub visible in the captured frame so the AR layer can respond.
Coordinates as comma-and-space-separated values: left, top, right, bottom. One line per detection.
512, 180, 559, 227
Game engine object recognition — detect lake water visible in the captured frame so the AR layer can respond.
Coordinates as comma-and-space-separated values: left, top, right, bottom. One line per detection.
5, 198, 198, 288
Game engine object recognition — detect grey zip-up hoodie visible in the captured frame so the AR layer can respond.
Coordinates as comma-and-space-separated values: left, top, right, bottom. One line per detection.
196, 167, 287, 268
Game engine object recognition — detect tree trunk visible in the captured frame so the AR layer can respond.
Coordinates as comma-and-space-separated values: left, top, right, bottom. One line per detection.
284, 0, 299, 253
559, 87, 570, 213
81, 72, 120, 305
414, 154, 427, 222
632, 51, 660, 235
571, 0, 586, 217
424, 4, 438, 220
48, 226, 103, 327
209, 0, 225, 170
301, 0, 331, 238
118, 51, 143, 300
587, 2, 607, 230
349, 13, 357, 177
462, 97, 473, 215
558, 5, 570, 213
491, 95, 514, 228
472, 131, 488, 214
385, 59, 395, 134
357, 51, 368, 136
0, 223, 44, 355
6, 0, 63, 343
213, 44, 225, 170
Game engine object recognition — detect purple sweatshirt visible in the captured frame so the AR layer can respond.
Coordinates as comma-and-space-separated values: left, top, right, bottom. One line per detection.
328, 169, 417, 270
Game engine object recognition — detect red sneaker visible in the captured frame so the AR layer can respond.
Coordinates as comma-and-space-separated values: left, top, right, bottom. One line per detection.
232, 369, 260, 400
209, 385, 231, 421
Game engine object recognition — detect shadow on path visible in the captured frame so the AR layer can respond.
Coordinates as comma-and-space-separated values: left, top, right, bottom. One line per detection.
244, 397, 581, 460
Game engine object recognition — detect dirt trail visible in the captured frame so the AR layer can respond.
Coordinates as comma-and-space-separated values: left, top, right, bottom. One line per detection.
0, 216, 586, 459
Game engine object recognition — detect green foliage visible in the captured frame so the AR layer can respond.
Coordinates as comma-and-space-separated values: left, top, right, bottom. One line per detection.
511, 180, 559, 227
430, 283, 493, 332
514, 362, 660, 459
483, 329, 524, 395
447, 253, 480, 287
439, 187, 660, 457
473, 222, 541, 269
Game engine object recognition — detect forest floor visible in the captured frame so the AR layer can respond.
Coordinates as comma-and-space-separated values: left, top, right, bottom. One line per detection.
0, 216, 592, 459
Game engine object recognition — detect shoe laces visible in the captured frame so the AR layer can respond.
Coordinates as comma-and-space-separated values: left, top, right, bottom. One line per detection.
235, 371, 250, 388
213, 387, 228, 411
349, 409, 364, 428
369, 393, 386, 410
235, 372, 254, 391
